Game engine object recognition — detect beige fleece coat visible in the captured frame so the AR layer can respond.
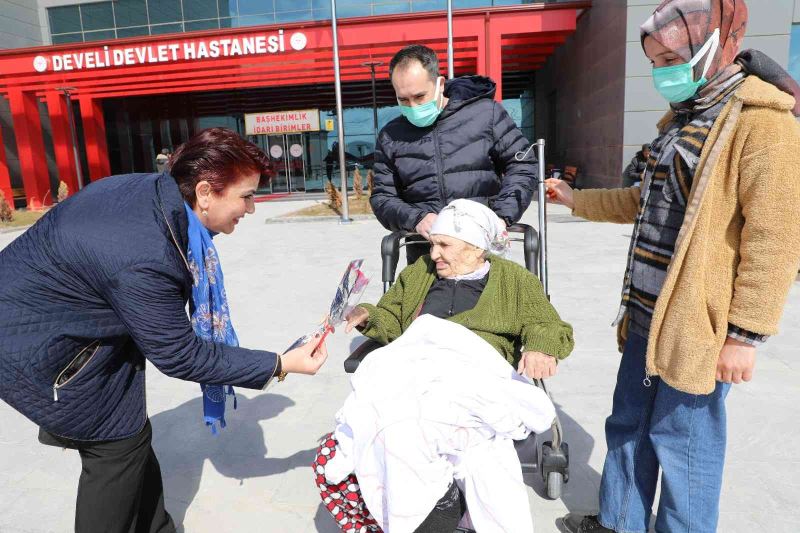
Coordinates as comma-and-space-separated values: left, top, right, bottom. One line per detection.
573, 76, 800, 394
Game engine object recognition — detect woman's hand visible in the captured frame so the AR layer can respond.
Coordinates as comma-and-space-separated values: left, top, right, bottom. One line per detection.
345, 306, 370, 333
281, 334, 329, 375
716, 337, 756, 384
545, 178, 575, 210
518, 351, 558, 379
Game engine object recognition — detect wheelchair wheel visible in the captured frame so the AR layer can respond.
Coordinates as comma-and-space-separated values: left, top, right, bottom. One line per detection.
546, 471, 563, 500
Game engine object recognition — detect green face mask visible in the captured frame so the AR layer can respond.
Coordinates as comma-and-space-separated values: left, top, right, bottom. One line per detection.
398, 77, 443, 128
652, 28, 719, 103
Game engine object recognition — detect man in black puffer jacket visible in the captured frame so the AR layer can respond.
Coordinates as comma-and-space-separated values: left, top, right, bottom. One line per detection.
370, 44, 538, 264
621, 143, 651, 187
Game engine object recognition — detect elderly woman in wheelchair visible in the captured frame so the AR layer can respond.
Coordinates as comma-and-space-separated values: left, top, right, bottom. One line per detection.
314, 199, 574, 533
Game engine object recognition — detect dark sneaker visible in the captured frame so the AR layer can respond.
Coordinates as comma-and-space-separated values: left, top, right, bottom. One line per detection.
561, 514, 615, 533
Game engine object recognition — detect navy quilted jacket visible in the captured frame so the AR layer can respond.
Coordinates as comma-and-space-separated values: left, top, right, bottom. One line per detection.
370, 76, 538, 232
0, 172, 278, 441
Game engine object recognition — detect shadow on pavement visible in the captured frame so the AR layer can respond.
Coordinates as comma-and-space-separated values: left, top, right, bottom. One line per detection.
150, 393, 315, 531
524, 401, 602, 523
315, 502, 346, 533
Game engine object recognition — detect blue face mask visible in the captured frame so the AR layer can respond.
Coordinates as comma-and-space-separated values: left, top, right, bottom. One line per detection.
652, 28, 720, 103
398, 77, 443, 128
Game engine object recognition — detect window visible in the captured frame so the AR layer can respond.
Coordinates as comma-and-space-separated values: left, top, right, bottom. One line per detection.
238, 0, 274, 15
183, 0, 218, 21
275, 10, 314, 22
49, 5, 82, 34
790, 24, 800, 85
116, 26, 150, 38
412, 0, 446, 12
312, 6, 332, 18
81, 2, 114, 31
150, 24, 183, 35
336, 4, 372, 17
218, 0, 236, 17
235, 14, 275, 26
114, 0, 149, 27
84, 29, 117, 41
276, 0, 311, 12
184, 19, 219, 31
372, 2, 410, 15
52, 33, 84, 44
148, 0, 182, 24
150, 22, 184, 34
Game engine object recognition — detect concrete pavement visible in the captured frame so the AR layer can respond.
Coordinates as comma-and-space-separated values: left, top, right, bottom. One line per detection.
0, 199, 797, 532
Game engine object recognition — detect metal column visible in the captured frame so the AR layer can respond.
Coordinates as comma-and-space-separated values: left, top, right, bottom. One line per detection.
59, 88, 84, 190
446, 0, 454, 79
536, 138, 548, 296
330, 0, 351, 223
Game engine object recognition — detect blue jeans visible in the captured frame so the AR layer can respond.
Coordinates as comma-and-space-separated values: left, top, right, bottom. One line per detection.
597, 332, 731, 533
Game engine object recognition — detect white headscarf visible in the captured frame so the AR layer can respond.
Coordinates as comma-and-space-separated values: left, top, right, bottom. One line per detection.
429, 199, 510, 257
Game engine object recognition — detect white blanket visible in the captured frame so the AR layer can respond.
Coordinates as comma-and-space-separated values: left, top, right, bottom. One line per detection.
326, 315, 556, 533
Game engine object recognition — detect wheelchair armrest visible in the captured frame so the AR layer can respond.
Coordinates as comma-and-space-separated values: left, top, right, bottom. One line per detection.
344, 338, 385, 373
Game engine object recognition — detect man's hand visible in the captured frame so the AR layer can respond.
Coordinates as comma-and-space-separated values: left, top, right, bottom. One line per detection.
716, 337, 756, 384
345, 306, 370, 333
415, 213, 438, 241
545, 178, 575, 210
518, 351, 558, 379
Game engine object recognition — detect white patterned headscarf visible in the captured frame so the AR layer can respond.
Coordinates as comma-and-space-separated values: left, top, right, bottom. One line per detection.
430, 199, 510, 257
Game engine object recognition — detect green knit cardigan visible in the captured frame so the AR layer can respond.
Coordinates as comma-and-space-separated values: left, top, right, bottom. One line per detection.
359, 255, 574, 364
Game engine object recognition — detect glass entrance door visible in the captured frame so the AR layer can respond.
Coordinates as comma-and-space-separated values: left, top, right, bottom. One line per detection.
285, 134, 307, 192
252, 133, 313, 193
267, 135, 289, 193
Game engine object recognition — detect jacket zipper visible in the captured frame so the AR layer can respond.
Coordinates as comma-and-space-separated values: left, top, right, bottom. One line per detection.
158, 200, 192, 274
53, 340, 101, 401
432, 127, 446, 204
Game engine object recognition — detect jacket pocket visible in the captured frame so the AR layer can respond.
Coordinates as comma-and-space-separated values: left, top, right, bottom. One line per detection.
53, 340, 101, 402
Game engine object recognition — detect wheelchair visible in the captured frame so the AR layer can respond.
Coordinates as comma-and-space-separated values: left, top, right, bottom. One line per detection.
342, 223, 570, 509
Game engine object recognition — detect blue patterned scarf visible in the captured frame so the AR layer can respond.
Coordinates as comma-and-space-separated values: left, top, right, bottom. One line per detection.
184, 203, 238, 434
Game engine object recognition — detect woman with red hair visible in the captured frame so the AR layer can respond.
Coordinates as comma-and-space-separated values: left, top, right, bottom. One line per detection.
0, 127, 328, 532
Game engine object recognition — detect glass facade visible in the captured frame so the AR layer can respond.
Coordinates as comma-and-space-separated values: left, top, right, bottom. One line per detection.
49, 0, 573, 43
102, 88, 534, 194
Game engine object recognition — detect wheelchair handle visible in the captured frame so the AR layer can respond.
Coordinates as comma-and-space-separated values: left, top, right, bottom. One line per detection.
507, 223, 539, 277
380, 232, 404, 292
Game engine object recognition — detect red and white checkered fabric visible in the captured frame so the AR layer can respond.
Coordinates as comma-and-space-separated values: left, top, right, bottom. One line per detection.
313, 432, 382, 533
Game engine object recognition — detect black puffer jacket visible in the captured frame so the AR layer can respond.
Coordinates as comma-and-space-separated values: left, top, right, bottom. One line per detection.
622, 151, 648, 187
370, 76, 537, 232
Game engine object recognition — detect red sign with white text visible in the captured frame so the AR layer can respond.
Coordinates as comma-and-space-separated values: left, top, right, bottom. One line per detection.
24, 29, 308, 74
